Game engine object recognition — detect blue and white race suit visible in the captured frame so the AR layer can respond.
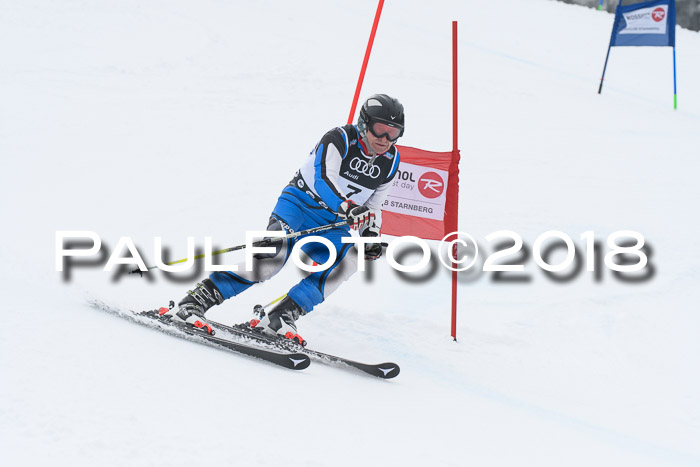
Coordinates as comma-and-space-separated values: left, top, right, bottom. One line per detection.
209, 124, 400, 313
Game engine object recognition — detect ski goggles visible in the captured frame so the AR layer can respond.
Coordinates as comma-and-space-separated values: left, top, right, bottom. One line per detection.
369, 121, 403, 142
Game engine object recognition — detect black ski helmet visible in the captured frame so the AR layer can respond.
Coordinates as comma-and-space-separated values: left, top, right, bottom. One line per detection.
357, 94, 405, 140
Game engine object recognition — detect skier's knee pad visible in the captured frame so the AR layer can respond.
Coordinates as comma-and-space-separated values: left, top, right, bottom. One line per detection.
252, 217, 289, 261
319, 245, 358, 300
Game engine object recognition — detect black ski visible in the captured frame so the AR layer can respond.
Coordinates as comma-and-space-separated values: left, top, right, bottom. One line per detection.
90, 301, 310, 370
208, 319, 400, 379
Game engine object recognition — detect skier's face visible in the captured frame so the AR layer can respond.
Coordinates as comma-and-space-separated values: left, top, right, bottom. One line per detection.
366, 130, 393, 155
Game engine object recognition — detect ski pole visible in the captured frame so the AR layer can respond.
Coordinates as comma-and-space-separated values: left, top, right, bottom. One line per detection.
130, 220, 350, 276
253, 293, 287, 316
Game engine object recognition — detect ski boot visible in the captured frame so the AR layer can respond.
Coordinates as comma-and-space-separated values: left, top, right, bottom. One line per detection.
160, 279, 224, 335
250, 296, 307, 346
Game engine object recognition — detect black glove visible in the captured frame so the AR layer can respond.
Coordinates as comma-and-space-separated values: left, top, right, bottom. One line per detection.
338, 200, 375, 230
362, 224, 382, 261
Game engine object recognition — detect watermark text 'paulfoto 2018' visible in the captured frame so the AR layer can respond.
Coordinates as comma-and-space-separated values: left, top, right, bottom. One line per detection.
55, 230, 650, 275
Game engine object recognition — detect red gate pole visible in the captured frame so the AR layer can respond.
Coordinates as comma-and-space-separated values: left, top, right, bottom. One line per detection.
347, 0, 385, 124
451, 21, 459, 341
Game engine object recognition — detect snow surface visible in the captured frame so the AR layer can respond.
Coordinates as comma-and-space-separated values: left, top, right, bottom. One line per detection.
2, 0, 700, 465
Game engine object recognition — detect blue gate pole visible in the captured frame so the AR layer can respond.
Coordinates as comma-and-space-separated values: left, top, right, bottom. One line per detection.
673, 46, 677, 109
599, 1, 622, 94
598, 42, 613, 94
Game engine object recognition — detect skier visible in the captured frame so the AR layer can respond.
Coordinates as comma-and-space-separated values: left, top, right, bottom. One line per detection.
162, 94, 405, 343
